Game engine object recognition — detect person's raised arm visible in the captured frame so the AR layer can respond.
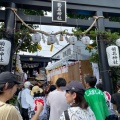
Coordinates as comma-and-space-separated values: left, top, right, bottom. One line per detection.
31, 102, 43, 120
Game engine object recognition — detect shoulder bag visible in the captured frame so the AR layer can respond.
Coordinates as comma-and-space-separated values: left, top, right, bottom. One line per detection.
64, 110, 70, 120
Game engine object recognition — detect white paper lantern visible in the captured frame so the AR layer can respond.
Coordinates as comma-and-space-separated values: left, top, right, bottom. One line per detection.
81, 36, 90, 45
116, 38, 120, 47
47, 35, 56, 45
68, 35, 77, 45
106, 45, 120, 67
0, 39, 11, 65
32, 33, 41, 43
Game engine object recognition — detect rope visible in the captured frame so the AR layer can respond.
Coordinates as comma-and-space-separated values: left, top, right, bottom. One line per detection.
6, 7, 49, 36
82, 16, 104, 34
6, 7, 104, 36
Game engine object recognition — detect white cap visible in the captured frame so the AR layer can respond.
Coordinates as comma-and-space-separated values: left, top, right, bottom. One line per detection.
24, 81, 32, 88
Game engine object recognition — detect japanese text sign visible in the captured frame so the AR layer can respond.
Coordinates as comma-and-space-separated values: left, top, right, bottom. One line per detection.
106, 45, 120, 67
52, 0, 66, 22
0, 39, 11, 65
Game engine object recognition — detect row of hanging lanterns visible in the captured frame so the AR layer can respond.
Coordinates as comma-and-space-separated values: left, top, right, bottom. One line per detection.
0, 34, 88, 66
31, 32, 92, 46
31, 32, 80, 45
2, 33, 120, 68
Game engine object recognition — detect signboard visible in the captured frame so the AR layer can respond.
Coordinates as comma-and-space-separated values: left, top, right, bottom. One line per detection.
52, 0, 66, 22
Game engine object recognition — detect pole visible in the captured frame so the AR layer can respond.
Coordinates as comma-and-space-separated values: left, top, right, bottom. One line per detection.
96, 11, 113, 94
3, 2, 16, 72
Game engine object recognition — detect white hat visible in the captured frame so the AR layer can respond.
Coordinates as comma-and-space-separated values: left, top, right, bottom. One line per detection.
31, 86, 43, 96
24, 81, 32, 88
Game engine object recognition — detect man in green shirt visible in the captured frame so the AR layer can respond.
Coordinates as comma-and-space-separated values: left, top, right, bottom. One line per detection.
84, 75, 109, 120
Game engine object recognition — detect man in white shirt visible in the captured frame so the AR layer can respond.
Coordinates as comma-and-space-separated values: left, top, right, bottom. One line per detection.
18, 81, 34, 120
47, 78, 69, 120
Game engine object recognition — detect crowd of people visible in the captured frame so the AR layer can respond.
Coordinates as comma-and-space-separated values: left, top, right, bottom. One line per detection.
0, 71, 120, 120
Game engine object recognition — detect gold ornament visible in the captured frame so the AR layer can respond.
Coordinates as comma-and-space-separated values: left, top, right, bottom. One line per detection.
87, 45, 94, 49
37, 43, 42, 50
60, 34, 63, 41
50, 44, 54, 52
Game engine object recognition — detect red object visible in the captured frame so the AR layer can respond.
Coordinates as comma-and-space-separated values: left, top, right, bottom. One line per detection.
104, 91, 111, 101
34, 99, 44, 111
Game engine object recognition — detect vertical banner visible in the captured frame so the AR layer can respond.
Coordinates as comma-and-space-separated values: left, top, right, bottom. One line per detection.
52, 0, 66, 22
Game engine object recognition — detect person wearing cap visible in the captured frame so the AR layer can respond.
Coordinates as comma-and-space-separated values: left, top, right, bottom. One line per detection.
0, 71, 43, 120
111, 80, 120, 117
59, 80, 96, 120
0, 71, 23, 120
29, 86, 48, 120
84, 75, 109, 120
47, 78, 69, 120
17, 81, 35, 120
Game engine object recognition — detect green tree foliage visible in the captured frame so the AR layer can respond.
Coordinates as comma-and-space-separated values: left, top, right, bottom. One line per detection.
23, 9, 44, 16
0, 9, 44, 53
72, 25, 120, 90
0, 23, 38, 53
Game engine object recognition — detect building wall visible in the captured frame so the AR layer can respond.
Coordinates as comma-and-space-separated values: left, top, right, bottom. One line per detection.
53, 44, 74, 59
73, 41, 93, 60
53, 41, 95, 60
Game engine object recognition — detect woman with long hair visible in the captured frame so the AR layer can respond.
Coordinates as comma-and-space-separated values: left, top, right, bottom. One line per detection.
60, 80, 96, 120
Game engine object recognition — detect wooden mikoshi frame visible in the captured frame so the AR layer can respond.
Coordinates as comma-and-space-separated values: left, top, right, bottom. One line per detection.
46, 60, 93, 86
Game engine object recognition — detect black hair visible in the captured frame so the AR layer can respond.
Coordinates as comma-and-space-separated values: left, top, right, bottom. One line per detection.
69, 90, 88, 109
117, 81, 120, 89
85, 75, 97, 88
49, 85, 56, 92
33, 91, 45, 97
0, 83, 16, 95
56, 78, 66, 87
29, 85, 33, 90
46, 85, 56, 94
96, 83, 103, 91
